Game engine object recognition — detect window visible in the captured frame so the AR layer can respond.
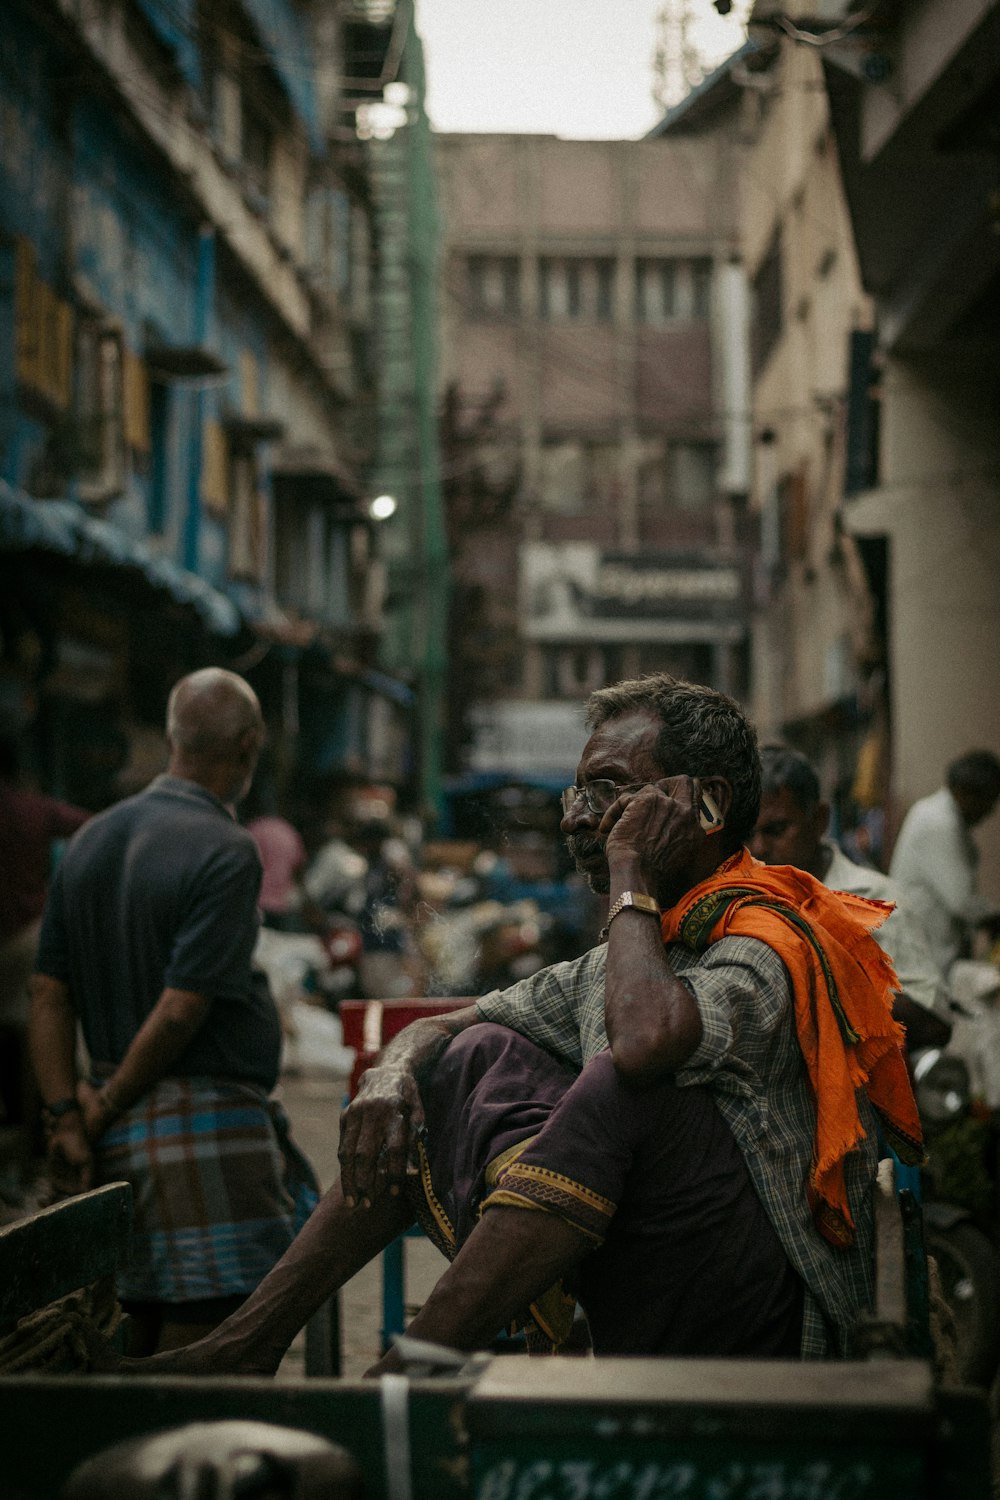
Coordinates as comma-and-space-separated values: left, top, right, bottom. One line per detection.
539, 440, 583, 512
636, 258, 712, 324
229, 450, 265, 581
539, 258, 615, 322
274, 499, 354, 620
122, 348, 151, 457
668, 442, 717, 511
76, 317, 125, 500
636, 259, 676, 324
538, 439, 619, 513
692, 259, 713, 319
14, 238, 73, 412
637, 437, 668, 508
751, 232, 783, 377
543, 646, 607, 699
467, 256, 520, 319
242, 102, 272, 205
595, 260, 615, 321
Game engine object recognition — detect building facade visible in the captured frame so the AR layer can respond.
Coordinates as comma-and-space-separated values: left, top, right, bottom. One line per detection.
824, 0, 1000, 899
719, 30, 888, 846
0, 0, 418, 814
729, 0, 1000, 899
434, 128, 751, 780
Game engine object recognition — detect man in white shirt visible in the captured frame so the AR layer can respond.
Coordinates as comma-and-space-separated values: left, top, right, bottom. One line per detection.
752, 745, 952, 1050
888, 753, 1000, 979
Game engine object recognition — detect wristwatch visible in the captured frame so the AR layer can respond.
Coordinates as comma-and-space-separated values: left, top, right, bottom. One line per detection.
605, 890, 661, 930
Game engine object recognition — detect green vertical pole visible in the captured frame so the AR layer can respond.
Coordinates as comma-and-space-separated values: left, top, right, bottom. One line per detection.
405, 14, 448, 827
369, 1, 448, 826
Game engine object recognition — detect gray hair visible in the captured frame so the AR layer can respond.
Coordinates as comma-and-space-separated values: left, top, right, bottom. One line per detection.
586, 673, 762, 845
759, 744, 821, 810
166, 668, 262, 759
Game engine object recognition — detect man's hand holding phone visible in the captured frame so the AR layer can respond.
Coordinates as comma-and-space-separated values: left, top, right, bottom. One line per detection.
602, 775, 725, 903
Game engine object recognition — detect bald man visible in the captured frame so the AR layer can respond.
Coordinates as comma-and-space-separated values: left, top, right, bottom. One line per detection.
29, 670, 317, 1354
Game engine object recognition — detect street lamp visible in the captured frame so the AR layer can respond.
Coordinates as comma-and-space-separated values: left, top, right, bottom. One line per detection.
369, 493, 398, 521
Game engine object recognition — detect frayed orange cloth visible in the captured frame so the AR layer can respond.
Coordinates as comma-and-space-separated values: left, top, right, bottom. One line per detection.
660, 849, 923, 1248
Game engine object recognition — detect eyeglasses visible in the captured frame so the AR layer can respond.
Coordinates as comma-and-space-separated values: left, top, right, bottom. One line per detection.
561, 780, 646, 817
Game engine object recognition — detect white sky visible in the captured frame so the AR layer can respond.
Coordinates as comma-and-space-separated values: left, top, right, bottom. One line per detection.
414, 0, 750, 140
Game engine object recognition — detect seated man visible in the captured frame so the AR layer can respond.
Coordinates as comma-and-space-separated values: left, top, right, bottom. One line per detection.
751, 744, 952, 1052
129, 675, 921, 1375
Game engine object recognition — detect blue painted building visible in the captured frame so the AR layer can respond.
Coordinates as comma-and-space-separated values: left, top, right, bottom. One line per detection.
0, 0, 417, 811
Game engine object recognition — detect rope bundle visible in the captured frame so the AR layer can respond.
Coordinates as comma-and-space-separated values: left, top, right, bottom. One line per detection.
0, 1276, 121, 1373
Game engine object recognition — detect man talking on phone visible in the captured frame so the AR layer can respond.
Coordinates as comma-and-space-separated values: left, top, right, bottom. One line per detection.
130, 674, 920, 1375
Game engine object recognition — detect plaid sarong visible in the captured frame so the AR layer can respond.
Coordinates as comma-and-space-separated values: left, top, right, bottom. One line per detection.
94, 1075, 319, 1304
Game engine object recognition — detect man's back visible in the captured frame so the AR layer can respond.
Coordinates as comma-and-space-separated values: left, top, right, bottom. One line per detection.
37, 774, 279, 1087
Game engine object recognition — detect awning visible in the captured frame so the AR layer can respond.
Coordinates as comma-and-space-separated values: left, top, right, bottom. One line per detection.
270, 445, 364, 505
0, 480, 242, 637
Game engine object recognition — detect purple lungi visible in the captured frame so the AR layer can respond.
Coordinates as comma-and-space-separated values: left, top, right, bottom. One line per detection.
411, 1023, 803, 1357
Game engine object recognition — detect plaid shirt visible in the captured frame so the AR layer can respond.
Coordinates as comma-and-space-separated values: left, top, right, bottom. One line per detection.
478, 936, 878, 1357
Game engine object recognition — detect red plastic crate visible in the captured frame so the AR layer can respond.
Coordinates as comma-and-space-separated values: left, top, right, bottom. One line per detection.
340, 996, 473, 1097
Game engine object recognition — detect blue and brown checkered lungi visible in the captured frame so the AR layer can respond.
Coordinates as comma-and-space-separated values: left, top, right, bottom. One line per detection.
94, 1075, 319, 1304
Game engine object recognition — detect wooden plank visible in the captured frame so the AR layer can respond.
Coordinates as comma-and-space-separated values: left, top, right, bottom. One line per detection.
467, 1355, 933, 1443
0, 1183, 132, 1332
0, 1359, 990, 1500
467, 1356, 946, 1500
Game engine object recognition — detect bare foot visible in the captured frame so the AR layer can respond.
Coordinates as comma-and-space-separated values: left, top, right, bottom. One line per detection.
121, 1337, 281, 1378
83, 1325, 279, 1378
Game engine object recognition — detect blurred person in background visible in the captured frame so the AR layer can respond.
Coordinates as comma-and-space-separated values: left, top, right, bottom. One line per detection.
350, 818, 424, 998
751, 746, 951, 1051
0, 739, 88, 1196
246, 809, 308, 931
889, 751, 1000, 978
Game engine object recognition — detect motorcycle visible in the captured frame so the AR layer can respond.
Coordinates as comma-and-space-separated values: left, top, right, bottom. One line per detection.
912, 1026, 1000, 1386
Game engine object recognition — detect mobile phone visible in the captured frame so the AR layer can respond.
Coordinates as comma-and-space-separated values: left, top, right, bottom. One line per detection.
699, 789, 725, 835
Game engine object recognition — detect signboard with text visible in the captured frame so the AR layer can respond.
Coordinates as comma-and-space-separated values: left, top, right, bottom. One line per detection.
519, 542, 747, 644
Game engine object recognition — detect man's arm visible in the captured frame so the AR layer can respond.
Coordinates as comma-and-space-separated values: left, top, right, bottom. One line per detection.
75, 986, 212, 1139
28, 974, 93, 1196
30, 971, 212, 1181
339, 1005, 480, 1207
874, 906, 952, 1049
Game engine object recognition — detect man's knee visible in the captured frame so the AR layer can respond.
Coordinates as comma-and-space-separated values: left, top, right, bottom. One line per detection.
442, 1021, 519, 1068
436, 1022, 575, 1090
573, 1048, 693, 1117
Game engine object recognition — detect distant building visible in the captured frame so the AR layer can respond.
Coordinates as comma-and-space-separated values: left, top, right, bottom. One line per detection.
435, 127, 751, 780
706, 29, 888, 839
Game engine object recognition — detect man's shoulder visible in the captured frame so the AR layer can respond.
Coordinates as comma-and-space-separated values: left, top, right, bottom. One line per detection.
899, 787, 955, 837
671, 932, 789, 987
824, 843, 895, 903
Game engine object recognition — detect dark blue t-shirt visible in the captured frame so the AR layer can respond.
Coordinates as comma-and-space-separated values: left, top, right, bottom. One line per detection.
36, 775, 281, 1090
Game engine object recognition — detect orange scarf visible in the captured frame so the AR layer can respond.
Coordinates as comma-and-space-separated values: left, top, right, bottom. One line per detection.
660, 849, 923, 1249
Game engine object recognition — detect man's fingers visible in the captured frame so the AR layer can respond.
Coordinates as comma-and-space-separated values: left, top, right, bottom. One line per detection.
382, 1106, 419, 1194
339, 1106, 413, 1207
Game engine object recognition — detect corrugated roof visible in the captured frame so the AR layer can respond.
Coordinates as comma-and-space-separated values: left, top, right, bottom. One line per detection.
0, 480, 242, 637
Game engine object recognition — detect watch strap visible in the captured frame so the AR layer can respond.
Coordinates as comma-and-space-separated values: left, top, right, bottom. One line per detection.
606, 890, 661, 929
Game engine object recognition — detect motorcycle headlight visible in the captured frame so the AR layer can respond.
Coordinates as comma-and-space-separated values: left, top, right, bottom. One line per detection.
912, 1048, 972, 1132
